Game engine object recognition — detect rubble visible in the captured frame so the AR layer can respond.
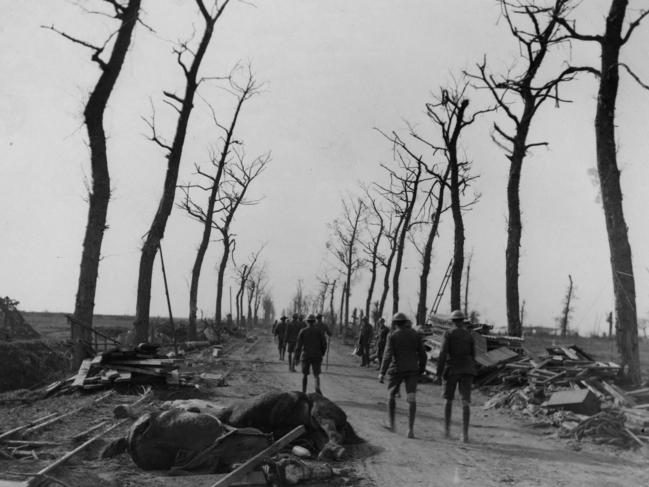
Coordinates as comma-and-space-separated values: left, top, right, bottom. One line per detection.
43, 342, 228, 395
465, 337, 649, 450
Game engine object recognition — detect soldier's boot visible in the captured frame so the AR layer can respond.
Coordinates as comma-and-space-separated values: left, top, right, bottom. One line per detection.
288, 355, 293, 372
462, 405, 470, 443
314, 375, 322, 395
407, 401, 416, 439
302, 375, 308, 394
444, 400, 452, 439
387, 397, 396, 431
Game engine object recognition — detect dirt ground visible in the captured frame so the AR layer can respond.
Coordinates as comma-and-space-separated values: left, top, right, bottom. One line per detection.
2, 326, 649, 487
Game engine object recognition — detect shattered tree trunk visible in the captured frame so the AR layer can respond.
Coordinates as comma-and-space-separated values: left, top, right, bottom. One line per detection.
560, 274, 573, 337
73, 0, 141, 354
378, 238, 398, 320
392, 165, 421, 314
214, 238, 233, 327
448, 100, 469, 311
505, 142, 525, 337
188, 93, 247, 340
364, 235, 381, 323
328, 280, 336, 331
134, 3, 227, 343
596, 0, 640, 383
416, 170, 449, 326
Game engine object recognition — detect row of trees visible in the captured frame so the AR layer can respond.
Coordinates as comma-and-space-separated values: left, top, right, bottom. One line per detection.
320, 0, 647, 384
50, 1, 273, 364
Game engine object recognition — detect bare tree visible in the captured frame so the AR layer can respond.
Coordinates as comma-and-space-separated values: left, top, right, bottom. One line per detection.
328, 279, 337, 329
233, 246, 263, 327
359, 188, 385, 323
46, 0, 142, 361
291, 279, 305, 316
134, 0, 231, 342
466, 0, 579, 336
376, 209, 404, 321
378, 129, 448, 325
416, 84, 486, 311
212, 150, 269, 326
252, 266, 267, 325
556, 0, 648, 382
558, 274, 574, 337
414, 165, 451, 325
327, 197, 365, 330
261, 294, 275, 324
178, 68, 258, 340
375, 137, 426, 314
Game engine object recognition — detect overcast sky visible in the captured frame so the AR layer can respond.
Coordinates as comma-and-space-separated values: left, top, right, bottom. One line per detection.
1, 0, 648, 335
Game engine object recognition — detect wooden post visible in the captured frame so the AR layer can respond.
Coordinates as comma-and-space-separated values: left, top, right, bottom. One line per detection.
158, 243, 178, 356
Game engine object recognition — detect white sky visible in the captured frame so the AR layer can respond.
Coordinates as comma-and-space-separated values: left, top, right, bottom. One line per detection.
1, 0, 648, 335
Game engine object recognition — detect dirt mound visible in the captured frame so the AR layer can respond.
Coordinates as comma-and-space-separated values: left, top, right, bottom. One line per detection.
0, 340, 68, 391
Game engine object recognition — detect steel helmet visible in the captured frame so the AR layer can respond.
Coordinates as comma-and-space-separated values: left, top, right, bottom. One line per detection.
450, 309, 465, 321
306, 314, 316, 322
391, 312, 410, 324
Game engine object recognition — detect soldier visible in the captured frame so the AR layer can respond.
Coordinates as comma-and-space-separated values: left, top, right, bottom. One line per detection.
284, 313, 302, 372
274, 316, 288, 360
357, 317, 373, 367
379, 312, 427, 439
376, 318, 390, 370
295, 314, 327, 395
315, 313, 332, 338
436, 309, 477, 443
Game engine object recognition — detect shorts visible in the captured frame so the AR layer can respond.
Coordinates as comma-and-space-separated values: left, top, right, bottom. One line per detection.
388, 371, 419, 398
301, 357, 322, 376
277, 339, 286, 350
444, 374, 473, 403
287, 341, 296, 354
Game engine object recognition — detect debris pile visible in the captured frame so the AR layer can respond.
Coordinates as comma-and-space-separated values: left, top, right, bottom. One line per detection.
473, 341, 649, 449
46, 344, 196, 395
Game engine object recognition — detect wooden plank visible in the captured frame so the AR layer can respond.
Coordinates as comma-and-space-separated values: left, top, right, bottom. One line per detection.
109, 364, 169, 376
627, 387, 649, 397
0, 413, 58, 441
72, 359, 93, 387
29, 419, 128, 484
601, 380, 636, 407
107, 359, 174, 367
22, 391, 114, 436
208, 425, 306, 487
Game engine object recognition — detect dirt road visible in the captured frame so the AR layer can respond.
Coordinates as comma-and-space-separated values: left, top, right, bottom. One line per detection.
232, 328, 649, 487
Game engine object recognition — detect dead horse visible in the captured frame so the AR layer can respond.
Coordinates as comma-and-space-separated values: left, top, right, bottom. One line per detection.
216, 391, 364, 460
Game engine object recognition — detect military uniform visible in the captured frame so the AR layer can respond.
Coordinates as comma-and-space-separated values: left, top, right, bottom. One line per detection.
380, 326, 427, 399
295, 325, 327, 376
436, 327, 476, 404
274, 319, 288, 360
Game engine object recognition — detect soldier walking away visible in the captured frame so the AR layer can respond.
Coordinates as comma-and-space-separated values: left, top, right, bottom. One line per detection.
295, 314, 327, 395
274, 316, 288, 360
357, 317, 373, 367
315, 313, 332, 337
284, 313, 301, 372
436, 309, 477, 443
379, 312, 427, 439
376, 318, 390, 370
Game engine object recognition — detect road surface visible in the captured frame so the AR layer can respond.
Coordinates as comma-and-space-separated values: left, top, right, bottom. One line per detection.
225, 328, 649, 487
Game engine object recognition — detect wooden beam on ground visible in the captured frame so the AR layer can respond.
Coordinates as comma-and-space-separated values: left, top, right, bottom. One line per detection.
28, 419, 128, 485
208, 425, 306, 487
0, 413, 58, 441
